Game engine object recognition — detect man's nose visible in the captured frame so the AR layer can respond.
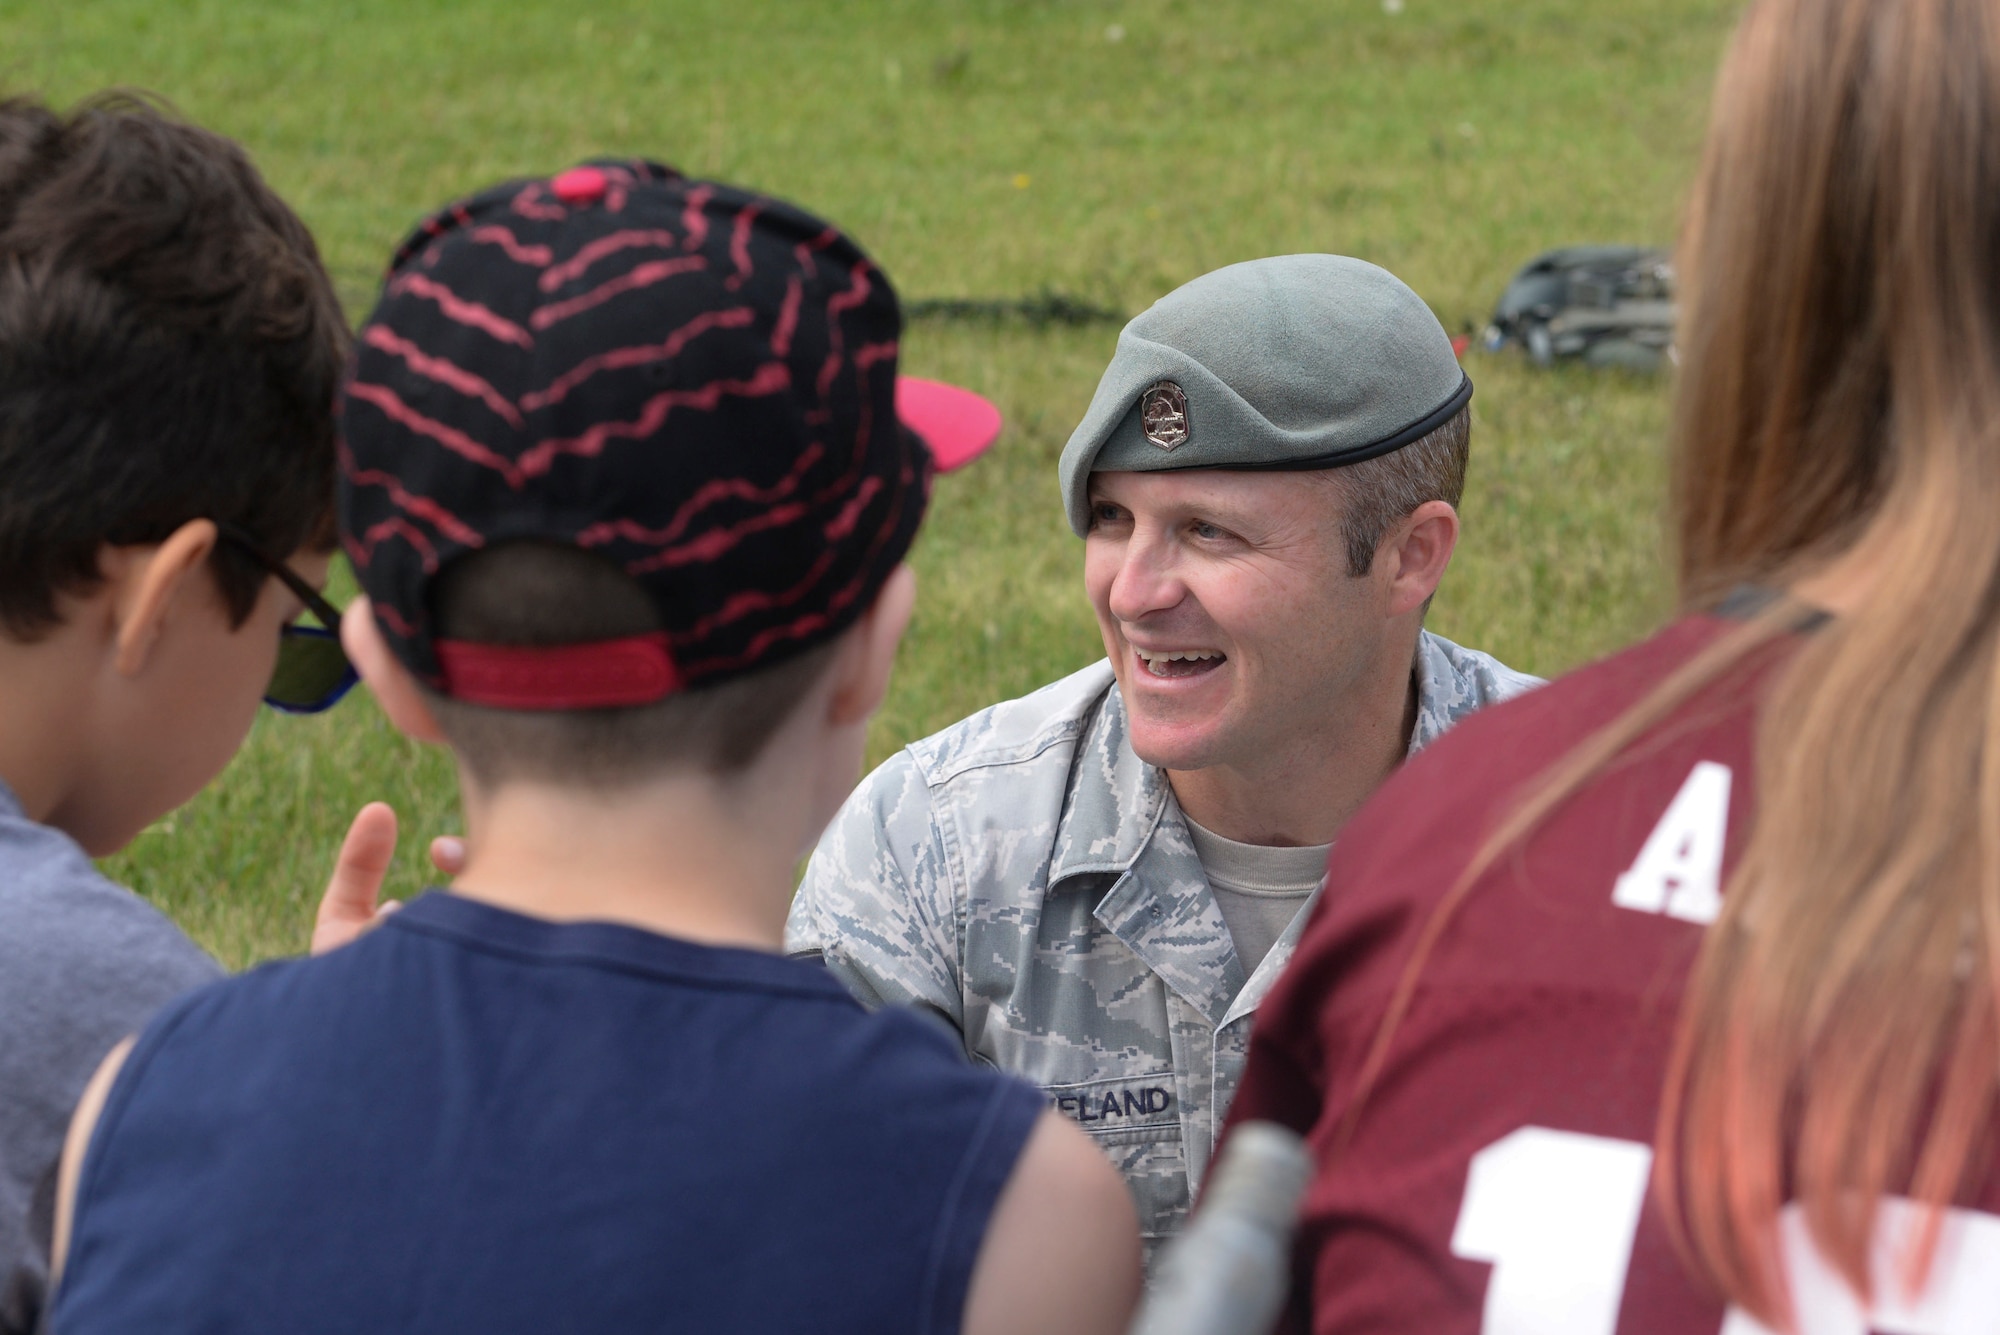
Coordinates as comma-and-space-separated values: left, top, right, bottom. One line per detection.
1106, 531, 1186, 625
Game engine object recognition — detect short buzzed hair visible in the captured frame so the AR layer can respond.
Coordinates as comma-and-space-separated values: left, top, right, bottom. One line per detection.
1327, 406, 1470, 576
423, 541, 839, 789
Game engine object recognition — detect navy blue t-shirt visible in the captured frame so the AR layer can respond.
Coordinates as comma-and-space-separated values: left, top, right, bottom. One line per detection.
56, 892, 1045, 1335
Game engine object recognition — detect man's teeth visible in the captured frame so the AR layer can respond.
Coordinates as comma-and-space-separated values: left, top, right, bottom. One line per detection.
1135, 649, 1224, 677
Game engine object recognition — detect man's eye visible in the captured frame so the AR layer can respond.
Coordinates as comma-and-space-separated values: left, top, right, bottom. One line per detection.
1091, 503, 1125, 524
1191, 521, 1225, 540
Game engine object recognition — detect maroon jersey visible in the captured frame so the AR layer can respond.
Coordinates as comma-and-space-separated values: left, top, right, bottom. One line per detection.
1229, 608, 2000, 1335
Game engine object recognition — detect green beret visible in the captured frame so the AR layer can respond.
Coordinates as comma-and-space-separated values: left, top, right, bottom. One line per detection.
1058, 254, 1471, 536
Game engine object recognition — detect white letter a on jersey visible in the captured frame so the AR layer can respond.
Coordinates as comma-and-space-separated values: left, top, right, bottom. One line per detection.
1611, 761, 1731, 925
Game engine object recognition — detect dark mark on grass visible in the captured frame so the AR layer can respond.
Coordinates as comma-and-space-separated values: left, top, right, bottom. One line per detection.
905, 292, 1124, 327
933, 48, 972, 82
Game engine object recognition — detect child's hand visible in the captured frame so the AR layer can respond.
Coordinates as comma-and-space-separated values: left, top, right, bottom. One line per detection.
311, 803, 468, 955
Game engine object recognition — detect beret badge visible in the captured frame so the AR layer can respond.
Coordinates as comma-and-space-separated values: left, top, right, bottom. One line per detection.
1140, 381, 1190, 450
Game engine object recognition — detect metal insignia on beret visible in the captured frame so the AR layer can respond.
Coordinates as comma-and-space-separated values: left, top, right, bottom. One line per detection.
1140, 381, 1190, 450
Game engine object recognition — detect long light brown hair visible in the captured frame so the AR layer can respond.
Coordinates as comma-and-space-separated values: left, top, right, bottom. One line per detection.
1345, 0, 2000, 1323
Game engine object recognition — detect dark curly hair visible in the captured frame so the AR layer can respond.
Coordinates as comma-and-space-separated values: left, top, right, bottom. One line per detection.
0, 91, 347, 639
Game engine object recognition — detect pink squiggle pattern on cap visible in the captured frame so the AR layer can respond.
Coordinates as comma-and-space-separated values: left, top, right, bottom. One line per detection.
529, 256, 706, 330
825, 258, 874, 320
511, 183, 567, 222
340, 447, 486, 547
792, 227, 838, 281
468, 226, 554, 267
520, 308, 755, 412
680, 185, 714, 251
347, 380, 530, 488
692, 457, 915, 664
513, 361, 792, 478
394, 208, 455, 275
389, 273, 533, 348
626, 502, 810, 573
853, 340, 897, 370
577, 443, 822, 549
675, 546, 839, 641
537, 230, 684, 292
770, 277, 803, 357
339, 531, 369, 573
725, 204, 765, 290
351, 516, 441, 572
362, 327, 525, 428
678, 453, 917, 674
810, 361, 895, 507
816, 261, 874, 400
823, 475, 884, 541
811, 346, 898, 506
683, 609, 829, 672
367, 598, 421, 639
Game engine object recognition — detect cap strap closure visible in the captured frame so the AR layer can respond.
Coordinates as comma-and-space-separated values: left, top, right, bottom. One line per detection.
435, 633, 682, 709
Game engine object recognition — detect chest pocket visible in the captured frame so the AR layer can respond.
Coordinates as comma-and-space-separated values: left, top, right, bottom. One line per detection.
1043, 1072, 1189, 1243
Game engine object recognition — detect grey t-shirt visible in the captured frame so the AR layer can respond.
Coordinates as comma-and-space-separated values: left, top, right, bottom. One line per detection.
0, 779, 220, 1333
1182, 816, 1330, 976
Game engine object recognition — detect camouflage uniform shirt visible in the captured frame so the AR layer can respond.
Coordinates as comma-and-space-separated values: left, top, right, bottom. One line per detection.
785, 631, 1541, 1249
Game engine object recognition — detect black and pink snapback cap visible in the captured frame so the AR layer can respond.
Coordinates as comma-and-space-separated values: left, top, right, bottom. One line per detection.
338, 159, 1000, 709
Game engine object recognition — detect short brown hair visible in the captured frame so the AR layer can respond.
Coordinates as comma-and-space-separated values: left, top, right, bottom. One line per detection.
0, 92, 347, 639
1326, 406, 1470, 576
423, 541, 839, 788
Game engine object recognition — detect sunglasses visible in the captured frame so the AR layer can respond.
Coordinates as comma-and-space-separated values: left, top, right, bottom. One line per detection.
215, 524, 359, 715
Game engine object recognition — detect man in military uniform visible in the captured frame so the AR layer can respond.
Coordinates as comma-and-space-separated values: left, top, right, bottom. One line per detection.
785, 255, 1540, 1253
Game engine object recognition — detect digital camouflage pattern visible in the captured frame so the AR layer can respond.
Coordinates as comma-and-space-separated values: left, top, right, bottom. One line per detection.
786, 631, 1541, 1254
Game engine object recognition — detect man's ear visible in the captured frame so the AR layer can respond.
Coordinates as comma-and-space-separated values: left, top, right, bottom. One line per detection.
341, 600, 448, 744
827, 563, 917, 728
111, 519, 220, 677
1379, 500, 1460, 619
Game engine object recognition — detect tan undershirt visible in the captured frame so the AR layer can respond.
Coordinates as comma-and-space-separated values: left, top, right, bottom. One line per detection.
1182, 816, 1330, 976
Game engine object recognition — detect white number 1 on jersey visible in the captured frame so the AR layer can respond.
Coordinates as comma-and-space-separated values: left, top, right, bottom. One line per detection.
1451, 1128, 1653, 1335
1452, 1126, 2000, 1333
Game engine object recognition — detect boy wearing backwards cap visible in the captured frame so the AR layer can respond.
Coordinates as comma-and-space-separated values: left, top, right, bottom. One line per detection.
51, 160, 1140, 1335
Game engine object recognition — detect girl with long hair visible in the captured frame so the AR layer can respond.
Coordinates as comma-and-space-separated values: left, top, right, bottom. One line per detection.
1227, 0, 2000, 1329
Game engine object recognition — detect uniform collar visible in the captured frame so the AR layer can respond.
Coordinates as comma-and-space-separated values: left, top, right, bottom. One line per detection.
1042, 632, 1448, 1027
1047, 677, 1172, 885
1040, 679, 1240, 1023
1409, 627, 1489, 752
1040, 630, 1518, 1026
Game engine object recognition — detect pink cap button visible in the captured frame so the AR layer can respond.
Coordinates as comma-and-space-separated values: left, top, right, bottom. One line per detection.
550, 167, 608, 205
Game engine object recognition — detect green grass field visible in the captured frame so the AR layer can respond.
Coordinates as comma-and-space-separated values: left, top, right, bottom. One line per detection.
3, 0, 1735, 966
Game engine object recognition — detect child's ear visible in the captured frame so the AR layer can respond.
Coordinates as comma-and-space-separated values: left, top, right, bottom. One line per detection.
341, 601, 448, 744
827, 563, 917, 728
111, 519, 220, 677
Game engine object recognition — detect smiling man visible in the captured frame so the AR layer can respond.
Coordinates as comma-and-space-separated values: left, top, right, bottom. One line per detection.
785, 255, 1539, 1252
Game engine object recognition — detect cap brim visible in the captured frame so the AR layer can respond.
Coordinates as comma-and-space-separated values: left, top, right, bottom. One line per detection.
897, 377, 1002, 472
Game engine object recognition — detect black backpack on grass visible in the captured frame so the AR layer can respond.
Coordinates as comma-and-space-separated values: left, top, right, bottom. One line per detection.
1481, 245, 1676, 371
